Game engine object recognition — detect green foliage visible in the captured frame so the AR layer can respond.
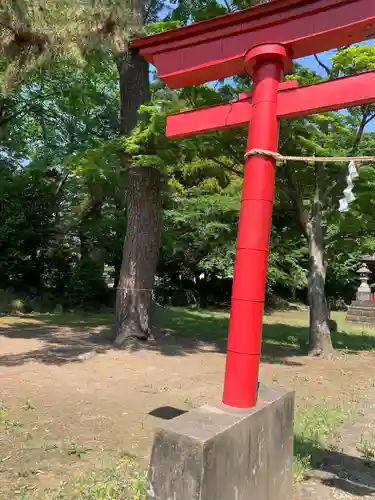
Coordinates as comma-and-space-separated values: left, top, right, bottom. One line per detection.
162, 184, 240, 278
145, 20, 181, 34
0, 290, 25, 314
167, 0, 227, 25
0, 0, 374, 313
294, 403, 347, 481
0, 54, 124, 309
332, 45, 375, 75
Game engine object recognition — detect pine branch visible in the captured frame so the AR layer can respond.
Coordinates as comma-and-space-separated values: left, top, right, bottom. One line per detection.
0, 0, 134, 92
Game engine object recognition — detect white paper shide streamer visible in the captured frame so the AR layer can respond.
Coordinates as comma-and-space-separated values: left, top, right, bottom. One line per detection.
338, 160, 359, 212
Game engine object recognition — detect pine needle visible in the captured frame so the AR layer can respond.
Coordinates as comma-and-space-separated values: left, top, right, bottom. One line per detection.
0, 0, 137, 92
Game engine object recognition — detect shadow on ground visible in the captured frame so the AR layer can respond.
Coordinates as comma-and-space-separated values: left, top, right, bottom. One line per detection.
0, 322, 111, 366
0, 307, 374, 367
296, 437, 375, 497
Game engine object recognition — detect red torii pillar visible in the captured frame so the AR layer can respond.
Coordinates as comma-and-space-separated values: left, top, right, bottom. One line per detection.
163, 69, 375, 408
223, 44, 292, 408
133, 0, 375, 409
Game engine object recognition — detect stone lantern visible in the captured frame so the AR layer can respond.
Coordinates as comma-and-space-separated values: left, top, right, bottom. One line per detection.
356, 264, 372, 302
347, 261, 375, 325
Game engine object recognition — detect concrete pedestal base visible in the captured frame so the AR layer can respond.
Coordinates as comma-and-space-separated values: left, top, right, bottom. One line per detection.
147, 384, 294, 500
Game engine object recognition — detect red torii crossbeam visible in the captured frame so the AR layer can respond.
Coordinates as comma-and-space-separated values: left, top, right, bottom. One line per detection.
166, 72, 375, 139
133, 0, 375, 88
133, 0, 375, 409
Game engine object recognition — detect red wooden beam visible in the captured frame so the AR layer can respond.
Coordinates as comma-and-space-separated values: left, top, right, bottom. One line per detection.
166, 71, 375, 139
132, 0, 375, 88
166, 80, 299, 138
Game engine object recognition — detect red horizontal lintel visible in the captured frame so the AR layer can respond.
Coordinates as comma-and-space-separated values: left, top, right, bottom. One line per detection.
166, 71, 375, 139
133, 0, 375, 88
166, 80, 299, 138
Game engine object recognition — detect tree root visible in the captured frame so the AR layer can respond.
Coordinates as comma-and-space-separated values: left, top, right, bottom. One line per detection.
113, 330, 149, 349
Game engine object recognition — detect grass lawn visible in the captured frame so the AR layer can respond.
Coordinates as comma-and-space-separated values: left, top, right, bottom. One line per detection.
0, 307, 375, 498
20, 306, 375, 353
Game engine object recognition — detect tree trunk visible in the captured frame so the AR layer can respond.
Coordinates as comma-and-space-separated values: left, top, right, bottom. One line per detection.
113, 21, 163, 345
114, 166, 162, 346
118, 48, 149, 136
307, 227, 333, 356
284, 160, 334, 357
307, 162, 334, 357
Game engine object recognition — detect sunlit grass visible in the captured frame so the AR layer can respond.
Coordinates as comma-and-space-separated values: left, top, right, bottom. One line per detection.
1, 307, 375, 354
293, 403, 347, 482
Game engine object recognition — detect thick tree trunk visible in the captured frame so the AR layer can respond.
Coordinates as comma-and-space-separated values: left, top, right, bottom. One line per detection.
114, 166, 162, 346
113, 22, 163, 345
307, 163, 334, 357
118, 48, 149, 136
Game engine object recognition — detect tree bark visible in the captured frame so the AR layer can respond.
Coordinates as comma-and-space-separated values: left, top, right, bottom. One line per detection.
114, 166, 162, 346
118, 48, 149, 136
306, 162, 334, 357
307, 226, 333, 356
284, 161, 334, 357
113, 17, 163, 345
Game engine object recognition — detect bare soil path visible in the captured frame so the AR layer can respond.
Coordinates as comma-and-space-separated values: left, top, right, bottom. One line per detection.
0, 310, 374, 498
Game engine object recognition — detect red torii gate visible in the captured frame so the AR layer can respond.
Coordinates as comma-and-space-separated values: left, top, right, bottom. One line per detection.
133, 0, 375, 409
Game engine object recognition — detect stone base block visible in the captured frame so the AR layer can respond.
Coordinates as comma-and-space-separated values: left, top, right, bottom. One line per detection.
346, 302, 375, 326
147, 384, 294, 500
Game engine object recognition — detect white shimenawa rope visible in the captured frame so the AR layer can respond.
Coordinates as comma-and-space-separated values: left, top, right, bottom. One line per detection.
244, 149, 375, 213
338, 160, 359, 212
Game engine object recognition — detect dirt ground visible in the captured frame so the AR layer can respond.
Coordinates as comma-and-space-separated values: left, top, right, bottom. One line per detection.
0, 311, 375, 499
